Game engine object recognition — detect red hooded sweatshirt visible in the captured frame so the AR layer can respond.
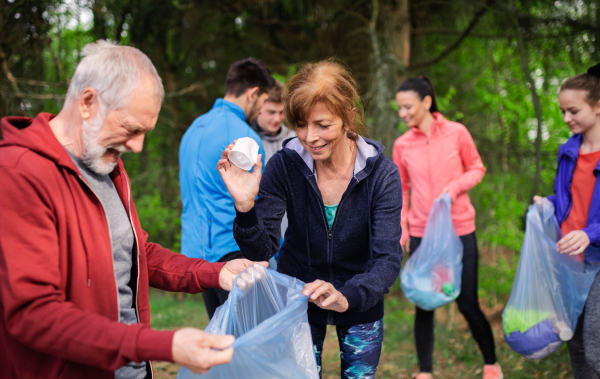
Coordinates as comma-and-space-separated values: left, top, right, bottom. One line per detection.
0, 113, 226, 379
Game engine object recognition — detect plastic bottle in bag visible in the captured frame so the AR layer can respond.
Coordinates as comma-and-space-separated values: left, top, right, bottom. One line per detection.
401, 194, 464, 311
502, 198, 600, 359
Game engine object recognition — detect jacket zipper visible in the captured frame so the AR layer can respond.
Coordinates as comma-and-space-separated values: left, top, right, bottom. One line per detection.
427, 138, 433, 201
563, 155, 576, 224
123, 173, 151, 378
308, 175, 361, 325
208, 219, 212, 250
77, 175, 121, 324
80, 173, 150, 379
124, 174, 141, 325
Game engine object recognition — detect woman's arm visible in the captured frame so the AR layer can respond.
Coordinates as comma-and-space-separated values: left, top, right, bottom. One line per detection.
336, 166, 404, 313
445, 126, 486, 201
392, 141, 411, 248
221, 149, 287, 262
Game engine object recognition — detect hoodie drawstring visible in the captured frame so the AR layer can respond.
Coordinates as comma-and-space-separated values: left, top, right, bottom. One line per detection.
70, 174, 92, 287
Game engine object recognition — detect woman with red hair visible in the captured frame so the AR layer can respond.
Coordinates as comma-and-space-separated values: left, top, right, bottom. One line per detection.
218, 60, 403, 378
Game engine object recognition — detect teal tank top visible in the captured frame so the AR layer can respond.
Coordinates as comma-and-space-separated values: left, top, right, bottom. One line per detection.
324, 204, 339, 229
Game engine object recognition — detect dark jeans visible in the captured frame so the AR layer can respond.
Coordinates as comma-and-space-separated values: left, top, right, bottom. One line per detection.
409, 232, 496, 373
202, 251, 243, 320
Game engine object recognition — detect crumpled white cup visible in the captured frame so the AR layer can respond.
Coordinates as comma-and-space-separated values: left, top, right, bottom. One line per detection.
228, 137, 259, 171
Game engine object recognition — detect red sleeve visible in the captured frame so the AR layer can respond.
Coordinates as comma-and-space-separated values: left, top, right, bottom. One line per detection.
445, 126, 486, 201
143, 230, 226, 293
393, 139, 411, 246
0, 161, 174, 370
121, 168, 226, 293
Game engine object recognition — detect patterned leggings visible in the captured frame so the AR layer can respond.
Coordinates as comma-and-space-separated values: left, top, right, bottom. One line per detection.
310, 319, 384, 379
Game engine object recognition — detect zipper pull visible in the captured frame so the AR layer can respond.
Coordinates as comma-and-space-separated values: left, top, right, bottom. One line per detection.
328, 229, 333, 240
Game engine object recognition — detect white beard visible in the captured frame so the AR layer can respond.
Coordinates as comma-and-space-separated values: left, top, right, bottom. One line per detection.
82, 113, 129, 175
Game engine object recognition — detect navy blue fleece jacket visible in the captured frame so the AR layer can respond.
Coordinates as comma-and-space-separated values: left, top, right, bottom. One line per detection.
233, 136, 403, 325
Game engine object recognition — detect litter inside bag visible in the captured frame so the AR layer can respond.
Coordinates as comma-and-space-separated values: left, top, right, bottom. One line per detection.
177, 264, 318, 379
401, 194, 463, 311
502, 198, 600, 359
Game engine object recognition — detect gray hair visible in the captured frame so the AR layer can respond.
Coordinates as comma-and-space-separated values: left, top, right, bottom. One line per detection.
65, 40, 164, 111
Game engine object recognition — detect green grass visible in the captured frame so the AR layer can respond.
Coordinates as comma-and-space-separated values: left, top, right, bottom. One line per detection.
149, 248, 574, 378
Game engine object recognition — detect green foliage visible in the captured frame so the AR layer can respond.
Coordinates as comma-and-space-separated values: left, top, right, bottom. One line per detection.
471, 173, 529, 251
4, 2, 597, 377
135, 190, 181, 252
2, 0, 598, 275
149, 289, 208, 330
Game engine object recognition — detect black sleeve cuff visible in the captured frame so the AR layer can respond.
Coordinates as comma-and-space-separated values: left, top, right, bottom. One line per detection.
235, 206, 259, 229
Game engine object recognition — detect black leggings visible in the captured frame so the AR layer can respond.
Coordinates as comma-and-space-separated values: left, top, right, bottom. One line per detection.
409, 232, 496, 373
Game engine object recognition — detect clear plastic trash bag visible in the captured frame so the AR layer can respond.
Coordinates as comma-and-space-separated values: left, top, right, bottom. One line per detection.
177, 264, 319, 379
401, 194, 464, 311
502, 198, 600, 359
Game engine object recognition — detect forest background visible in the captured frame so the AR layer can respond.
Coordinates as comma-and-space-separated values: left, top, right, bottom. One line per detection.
1, 0, 599, 377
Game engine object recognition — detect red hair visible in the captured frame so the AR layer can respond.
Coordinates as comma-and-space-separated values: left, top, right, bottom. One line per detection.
283, 60, 366, 141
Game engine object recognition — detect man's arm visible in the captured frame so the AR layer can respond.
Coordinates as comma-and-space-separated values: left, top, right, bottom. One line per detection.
0, 160, 242, 374
143, 230, 227, 293
0, 165, 173, 369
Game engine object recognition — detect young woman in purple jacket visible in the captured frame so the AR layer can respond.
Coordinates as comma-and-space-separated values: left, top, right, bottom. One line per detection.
535, 63, 600, 378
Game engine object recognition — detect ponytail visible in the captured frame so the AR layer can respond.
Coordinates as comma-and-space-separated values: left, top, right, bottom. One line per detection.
397, 75, 439, 113
560, 63, 600, 106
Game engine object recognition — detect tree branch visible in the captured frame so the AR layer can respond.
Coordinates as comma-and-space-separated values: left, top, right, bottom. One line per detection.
0, 47, 20, 93
412, 28, 506, 39
4, 92, 65, 100
409, 0, 494, 69
13, 77, 65, 87
164, 81, 207, 98
115, 4, 132, 44
412, 27, 597, 40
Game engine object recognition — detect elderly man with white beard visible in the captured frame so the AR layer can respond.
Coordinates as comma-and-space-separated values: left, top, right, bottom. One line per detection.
0, 40, 265, 379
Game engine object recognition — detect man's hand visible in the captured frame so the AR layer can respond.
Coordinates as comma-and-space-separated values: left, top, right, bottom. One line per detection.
533, 195, 543, 205
302, 280, 349, 313
557, 230, 590, 256
219, 259, 268, 291
172, 328, 235, 374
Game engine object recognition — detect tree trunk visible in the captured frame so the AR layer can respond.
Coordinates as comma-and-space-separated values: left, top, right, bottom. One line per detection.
490, 46, 509, 172
93, 0, 107, 41
512, 10, 543, 226
366, 0, 411, 154
596, 0, 600, 62
388, 0, 411, 68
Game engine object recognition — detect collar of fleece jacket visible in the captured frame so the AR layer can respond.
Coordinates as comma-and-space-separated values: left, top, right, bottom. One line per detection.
281, 135, 382, 181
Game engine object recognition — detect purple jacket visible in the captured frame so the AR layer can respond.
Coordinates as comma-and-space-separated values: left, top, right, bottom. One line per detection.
547, 134, 600, 262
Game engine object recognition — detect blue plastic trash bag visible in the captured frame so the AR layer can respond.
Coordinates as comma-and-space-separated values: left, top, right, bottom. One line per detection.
177, 264, 319, 379
502, 198, 600, 359
401, 194, 463, 311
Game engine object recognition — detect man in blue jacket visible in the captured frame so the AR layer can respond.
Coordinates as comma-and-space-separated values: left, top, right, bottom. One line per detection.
180, 58, 274, 318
